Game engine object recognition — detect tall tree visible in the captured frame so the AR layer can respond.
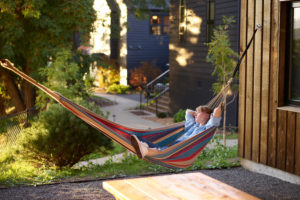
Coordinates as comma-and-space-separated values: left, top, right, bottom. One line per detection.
0, 0, 96, 111
206, 16, 238, 146
0, 0, 168, 113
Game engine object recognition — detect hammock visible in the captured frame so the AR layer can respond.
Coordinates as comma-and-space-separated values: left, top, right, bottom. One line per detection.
0, 25, 260, 168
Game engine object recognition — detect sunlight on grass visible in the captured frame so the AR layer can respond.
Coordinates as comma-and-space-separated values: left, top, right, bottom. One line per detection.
0, 142, 239, 187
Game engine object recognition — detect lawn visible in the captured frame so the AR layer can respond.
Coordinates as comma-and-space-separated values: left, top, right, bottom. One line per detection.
0, 137, 239, 187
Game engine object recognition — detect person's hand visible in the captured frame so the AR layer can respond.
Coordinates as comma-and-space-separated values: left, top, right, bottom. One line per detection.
213, 105, 222, 118
186, 109, 196, 117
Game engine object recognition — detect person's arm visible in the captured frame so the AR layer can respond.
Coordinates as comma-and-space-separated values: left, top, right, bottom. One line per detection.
185, 109, 196, 123
213, 104, 222, 118
186, 109, 196, 117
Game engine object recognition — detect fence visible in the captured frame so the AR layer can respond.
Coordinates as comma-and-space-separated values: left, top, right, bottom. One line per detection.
0, 108, 36, 150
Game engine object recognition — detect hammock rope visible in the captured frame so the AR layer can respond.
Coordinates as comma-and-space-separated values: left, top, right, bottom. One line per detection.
0, 25, 260, 168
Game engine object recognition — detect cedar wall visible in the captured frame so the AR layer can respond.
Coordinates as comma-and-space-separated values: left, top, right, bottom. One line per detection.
238, 0, 300, 176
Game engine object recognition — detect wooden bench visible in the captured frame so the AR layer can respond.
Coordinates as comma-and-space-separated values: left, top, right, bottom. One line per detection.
103, 172, 260, 200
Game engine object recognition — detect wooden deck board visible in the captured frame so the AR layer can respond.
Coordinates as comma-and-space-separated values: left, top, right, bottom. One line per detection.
103, 172, 260, 200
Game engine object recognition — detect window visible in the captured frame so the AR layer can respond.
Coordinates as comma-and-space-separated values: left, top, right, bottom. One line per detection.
150, 15, 169, 35
287, 2, 300, 105
207, 0, 215, 42
179, 0, 186, 42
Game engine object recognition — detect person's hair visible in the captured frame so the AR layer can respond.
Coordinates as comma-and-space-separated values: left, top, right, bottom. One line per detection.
196, 106, 213, 114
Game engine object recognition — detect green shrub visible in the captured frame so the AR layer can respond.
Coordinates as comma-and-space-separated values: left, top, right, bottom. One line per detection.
157, 112, 167, 118
106, 84, 130, 94
17, 103, 113, 168
173, 109, 186, 122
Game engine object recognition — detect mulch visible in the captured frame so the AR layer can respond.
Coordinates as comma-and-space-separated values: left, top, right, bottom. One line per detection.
1, 167, 300, 200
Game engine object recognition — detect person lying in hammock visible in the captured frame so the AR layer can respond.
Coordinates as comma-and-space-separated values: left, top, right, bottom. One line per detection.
131, 103, 223, 159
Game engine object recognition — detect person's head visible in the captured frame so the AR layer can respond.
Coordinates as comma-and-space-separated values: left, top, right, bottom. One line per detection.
195, 106, 213, 125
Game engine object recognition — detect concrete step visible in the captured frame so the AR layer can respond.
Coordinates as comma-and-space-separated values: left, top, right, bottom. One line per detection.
147, 102, 169, 111
145, 106, 169, 114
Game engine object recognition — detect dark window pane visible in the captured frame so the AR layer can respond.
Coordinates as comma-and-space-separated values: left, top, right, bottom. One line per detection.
163, 16, 169, 34
150, 16, 161, 35
290, 4, 300, 103
151, 26, 161, 35
150, 16, 161, 25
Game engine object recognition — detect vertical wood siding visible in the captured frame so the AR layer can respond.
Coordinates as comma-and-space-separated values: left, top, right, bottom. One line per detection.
239, 0, 300, 176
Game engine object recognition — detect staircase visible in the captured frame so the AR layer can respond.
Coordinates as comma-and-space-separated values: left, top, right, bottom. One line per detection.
145, 91, 170, 115
139, 69, 170, 115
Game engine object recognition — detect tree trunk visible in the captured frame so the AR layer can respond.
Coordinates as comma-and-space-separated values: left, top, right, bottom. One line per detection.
0, 69, 26, 112
24, 61, 35, 109
0, 94, 6, 116
223, 94, 227, 146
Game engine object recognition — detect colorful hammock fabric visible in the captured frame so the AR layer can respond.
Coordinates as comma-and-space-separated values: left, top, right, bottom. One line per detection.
0, 60, 217, 168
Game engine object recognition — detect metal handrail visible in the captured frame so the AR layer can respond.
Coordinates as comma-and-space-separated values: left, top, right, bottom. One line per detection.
145, 69, 169, 88
139, 69, 170, 110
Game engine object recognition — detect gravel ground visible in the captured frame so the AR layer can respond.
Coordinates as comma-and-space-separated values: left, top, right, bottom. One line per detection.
1, 167, 300, 200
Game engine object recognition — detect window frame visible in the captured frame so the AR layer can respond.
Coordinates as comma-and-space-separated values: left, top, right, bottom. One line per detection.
206, 0, 215, 43
178, 0, 186, 42
150, 14, 169, 36
284, 1, 300, 106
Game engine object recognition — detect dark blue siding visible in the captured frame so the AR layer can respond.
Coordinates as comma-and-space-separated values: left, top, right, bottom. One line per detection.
127, 12, 169, 72
169, 0, 240, 127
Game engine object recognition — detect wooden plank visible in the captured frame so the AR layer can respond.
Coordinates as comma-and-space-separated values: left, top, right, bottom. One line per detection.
268, 0, 279, 168
103, 180, 152, 200
286, 112, 296, 173
277, 110, 287, 171
295, 114, 300, 176
252, 0, 263, 163
260, 0, 271, 165
103, 173, 260, 200
245, 0, 255, 160
238, 0, 247, 158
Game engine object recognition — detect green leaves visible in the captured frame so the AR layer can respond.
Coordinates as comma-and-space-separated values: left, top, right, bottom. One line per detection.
206, 16, 238, 94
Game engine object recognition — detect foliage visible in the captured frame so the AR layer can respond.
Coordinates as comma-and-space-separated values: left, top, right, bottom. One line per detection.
173, 109, 186, 122
0, 0, 96, 114
129, 62, 162, 89
36, 50, 93, 109
80, 141, 126, 161
96, 56, 120, 88
125, 0, 169, 19
0, 139, 239, 186
157, 112, 167, 118
0, 0, 96, 67
206, 16, 239, 94
206, 16, 238, 145
106, 84, 130, 94
15, 103, 112, 168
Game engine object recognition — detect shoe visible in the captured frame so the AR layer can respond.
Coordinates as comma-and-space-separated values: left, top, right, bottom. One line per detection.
131, 135, 148, 159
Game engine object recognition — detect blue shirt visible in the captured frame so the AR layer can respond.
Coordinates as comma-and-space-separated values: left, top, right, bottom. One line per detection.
174, 112, 221, 144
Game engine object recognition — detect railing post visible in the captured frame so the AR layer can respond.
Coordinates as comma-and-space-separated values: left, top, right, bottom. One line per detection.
139, 90, 142, 110
155, 99, 158, 115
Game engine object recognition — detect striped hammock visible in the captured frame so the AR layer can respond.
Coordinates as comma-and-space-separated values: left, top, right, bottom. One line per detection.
0, 59, 230, 168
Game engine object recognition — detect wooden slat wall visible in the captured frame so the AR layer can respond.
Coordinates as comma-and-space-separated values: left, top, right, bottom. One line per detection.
238, 0, 300, 176
238, 0, 247, 159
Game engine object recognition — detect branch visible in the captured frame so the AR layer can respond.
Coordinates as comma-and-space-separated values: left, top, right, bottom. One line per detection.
226, 92, 237, 107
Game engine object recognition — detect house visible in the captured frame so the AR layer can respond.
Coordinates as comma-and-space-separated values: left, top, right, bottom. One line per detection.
238, 0, 300, 184
168, 0, 240, 126
89, 0, 170, 86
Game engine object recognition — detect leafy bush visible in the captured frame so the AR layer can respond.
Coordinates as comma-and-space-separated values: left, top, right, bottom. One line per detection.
129, 62, 162, 89
36, 50, 93, 109
17, 103, 112, 168
96, 56, 120, 88
173, 109, 186, 122
106, 84, 130, 94
157, 112, 167, 118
